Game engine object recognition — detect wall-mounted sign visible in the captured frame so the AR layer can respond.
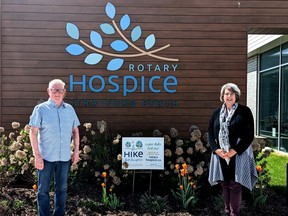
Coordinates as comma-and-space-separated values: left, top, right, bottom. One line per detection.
65, 2, 180, 107
65, 2, 178, 71
121, 137, 164, 170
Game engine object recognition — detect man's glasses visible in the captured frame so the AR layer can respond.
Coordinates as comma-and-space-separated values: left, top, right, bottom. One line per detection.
50, 88, 65, 94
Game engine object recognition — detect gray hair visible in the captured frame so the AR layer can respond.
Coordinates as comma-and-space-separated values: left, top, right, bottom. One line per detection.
48, 79, 65, 89
219, 83, 241, 102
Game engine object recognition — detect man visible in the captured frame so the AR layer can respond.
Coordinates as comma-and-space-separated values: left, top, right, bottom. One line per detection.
29, 79, 80, 216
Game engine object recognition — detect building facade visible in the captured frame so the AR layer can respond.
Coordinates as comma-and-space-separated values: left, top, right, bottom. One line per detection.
248, 35, 288, 152
1, 0, 288, 137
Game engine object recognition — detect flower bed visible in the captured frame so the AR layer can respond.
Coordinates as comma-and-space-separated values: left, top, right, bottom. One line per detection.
1, 121, 285, 215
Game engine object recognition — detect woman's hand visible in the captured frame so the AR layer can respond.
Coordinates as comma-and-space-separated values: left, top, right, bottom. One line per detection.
223, 148, 237, 158
215, 149, 229, 159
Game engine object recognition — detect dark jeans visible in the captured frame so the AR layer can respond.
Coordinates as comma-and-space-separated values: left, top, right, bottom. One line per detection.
221, 180, 242, 216
37, 160, 70, 216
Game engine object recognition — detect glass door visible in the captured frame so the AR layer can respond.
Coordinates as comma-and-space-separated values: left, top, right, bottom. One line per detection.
280, 66, 288, 151
259, 69, 279, 149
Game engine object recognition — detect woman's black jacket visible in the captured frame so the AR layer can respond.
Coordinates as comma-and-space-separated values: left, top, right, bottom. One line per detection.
208, 103, 254, 156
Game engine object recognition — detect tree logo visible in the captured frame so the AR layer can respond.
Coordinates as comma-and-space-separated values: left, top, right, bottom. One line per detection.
65, 2, 179, 71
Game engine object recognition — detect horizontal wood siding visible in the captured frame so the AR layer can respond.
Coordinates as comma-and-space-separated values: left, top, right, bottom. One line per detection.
1, 0, 288, 136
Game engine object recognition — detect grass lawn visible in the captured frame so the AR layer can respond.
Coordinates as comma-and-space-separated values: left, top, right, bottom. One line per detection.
265, 151, 288, 194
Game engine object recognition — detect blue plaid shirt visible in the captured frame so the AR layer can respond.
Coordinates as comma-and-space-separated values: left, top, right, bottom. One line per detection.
29, 99, 80, 162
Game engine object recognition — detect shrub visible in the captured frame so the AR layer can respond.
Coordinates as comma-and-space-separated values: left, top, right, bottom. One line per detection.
12, 199, 25, 211
251, 139, 272, 207
107, 193, 125, 211
1, 120, 274, 214
139, 192, 170, 215
77, 198, 101, 212
0, 123, 36, 186
158, 126, 210, 196
0, 199, 9, 212
70, 121, 131, 193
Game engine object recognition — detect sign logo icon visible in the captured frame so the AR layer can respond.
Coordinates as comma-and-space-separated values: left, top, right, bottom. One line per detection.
65, 2, 179, 71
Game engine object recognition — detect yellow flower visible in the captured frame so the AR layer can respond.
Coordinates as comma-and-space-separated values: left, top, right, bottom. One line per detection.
179, 185, 183, 190
256, 165, 263, 172
101, 172, 107, 178
32, 184, 37, 190
180, 169, 185, 177
175, 164, 180, 170
101, 183, 106, 188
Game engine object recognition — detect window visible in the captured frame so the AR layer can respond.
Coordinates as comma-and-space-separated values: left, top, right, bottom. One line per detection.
259, 69, 279, 137
259, 42, 288, 151
281, 43, 288, 64
260, 46, 280, 70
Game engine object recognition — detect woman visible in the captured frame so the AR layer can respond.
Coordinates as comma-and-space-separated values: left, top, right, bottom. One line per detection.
208, 83, 258, 216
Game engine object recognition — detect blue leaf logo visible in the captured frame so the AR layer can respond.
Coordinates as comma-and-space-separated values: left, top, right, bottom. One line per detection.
100, 23, 115, 35
84, 53, 103, 65
120, 14, 130, 31
105, 2, 116, 19
90, 31, 103, 48
66, 44, 85, 55
145, 34, 156, 50
65, 2, 178, 71
131, 26, 142, 42
107, 58, 124, 71
66, 23, 80, 40
111, 40, 128, 52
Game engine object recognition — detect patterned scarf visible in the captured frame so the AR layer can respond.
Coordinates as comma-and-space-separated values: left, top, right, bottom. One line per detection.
219, 102, 238, 164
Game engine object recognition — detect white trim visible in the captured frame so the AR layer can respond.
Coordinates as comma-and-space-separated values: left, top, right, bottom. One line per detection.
248, 35, 288, 57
